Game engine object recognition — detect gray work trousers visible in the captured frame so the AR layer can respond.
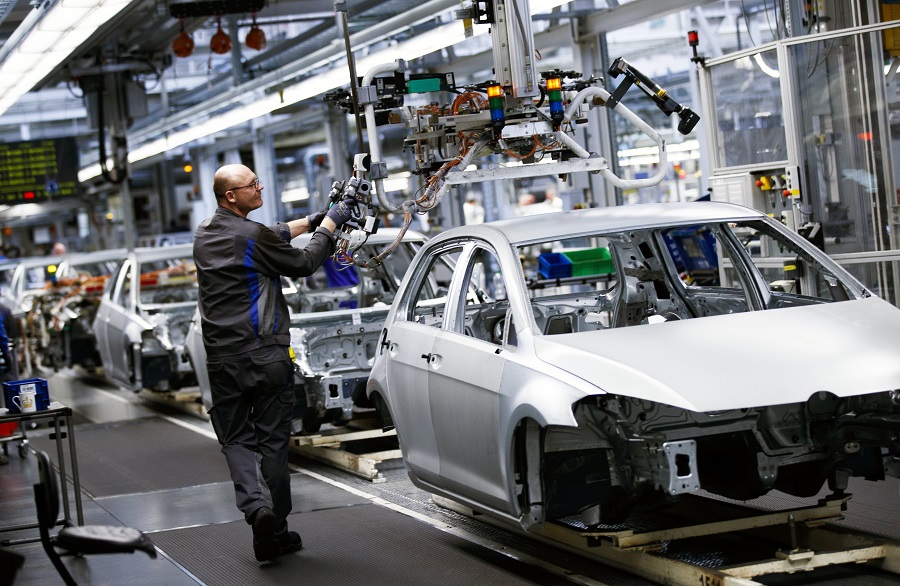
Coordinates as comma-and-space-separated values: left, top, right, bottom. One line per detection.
207, 344, 295, 529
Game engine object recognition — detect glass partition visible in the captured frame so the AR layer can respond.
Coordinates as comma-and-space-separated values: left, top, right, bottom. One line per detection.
788, 29, 898, 302
708, 48, 786, 169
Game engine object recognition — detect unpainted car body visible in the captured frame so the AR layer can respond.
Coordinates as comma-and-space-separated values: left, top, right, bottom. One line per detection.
23, 249, 126, 372
185, 227, 426, 432
93, 244, 198, 392
0, 255, 75, 318
367, 201, 900, 530
0, 250, 125, 375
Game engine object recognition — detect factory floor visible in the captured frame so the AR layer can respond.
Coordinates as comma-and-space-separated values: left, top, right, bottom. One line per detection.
1, 369, 899, 586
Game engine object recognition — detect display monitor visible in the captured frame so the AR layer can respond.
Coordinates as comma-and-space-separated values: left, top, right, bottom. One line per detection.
0, 137, 80, 205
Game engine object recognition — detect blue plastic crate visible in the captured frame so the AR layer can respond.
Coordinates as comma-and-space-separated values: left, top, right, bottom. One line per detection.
2, 378, 50, 413
538, 252, 572, 279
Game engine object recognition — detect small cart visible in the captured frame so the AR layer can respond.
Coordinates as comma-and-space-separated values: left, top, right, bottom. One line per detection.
0, 419, 28, 459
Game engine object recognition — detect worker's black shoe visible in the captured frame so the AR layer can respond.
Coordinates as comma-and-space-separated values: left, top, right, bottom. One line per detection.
0, 453, 8, 465
276, 530, 302, 556
251, 507, 279, 562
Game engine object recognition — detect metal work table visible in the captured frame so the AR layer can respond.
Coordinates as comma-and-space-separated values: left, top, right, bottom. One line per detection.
0, 405, 83, 545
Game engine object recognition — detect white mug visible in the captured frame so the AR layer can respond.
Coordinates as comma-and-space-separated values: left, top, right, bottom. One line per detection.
12, 389, 37, 413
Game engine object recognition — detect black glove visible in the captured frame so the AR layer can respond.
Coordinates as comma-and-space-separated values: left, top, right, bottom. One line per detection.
325, 198, 356, 227
306, 208, 327, 231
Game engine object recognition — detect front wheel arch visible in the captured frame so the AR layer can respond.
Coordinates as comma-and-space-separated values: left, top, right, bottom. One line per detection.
511, 417, 545, 528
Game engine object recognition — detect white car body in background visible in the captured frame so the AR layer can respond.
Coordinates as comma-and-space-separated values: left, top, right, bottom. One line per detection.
93, 244, 198, 392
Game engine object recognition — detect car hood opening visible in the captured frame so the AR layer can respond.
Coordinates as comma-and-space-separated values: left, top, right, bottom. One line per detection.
532, 296, 900, 412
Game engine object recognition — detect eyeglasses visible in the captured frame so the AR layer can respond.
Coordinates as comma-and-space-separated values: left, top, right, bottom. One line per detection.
229, 177, 260, 191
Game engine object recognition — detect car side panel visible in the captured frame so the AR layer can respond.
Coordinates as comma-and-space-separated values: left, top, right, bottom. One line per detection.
99, 299, 133, 386
383, 320, 441, 484
428, 330, 507, 512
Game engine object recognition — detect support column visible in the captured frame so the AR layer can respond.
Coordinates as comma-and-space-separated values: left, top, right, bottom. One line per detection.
223, 149, 241, 165
250, 130, 279, 226
689, 7, 721, 199
120, 180, 136, 251
156, 160, 177, 233
229, 15, 243, 88
192, 151, 218, 225
571, 23, 617, 208
325, 106, 352, 182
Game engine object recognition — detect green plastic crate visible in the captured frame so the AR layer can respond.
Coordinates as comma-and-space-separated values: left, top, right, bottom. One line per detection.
562, 247, 615, 277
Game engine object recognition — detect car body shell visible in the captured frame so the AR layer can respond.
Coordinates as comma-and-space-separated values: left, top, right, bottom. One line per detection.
0, 250, 127, 374
93, 244, 198, 392
367, 201, 900, 529
1, 250, 126, 314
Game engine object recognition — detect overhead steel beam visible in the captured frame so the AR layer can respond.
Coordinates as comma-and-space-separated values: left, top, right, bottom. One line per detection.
580, 0, 717, 37
113, 0, 460, 157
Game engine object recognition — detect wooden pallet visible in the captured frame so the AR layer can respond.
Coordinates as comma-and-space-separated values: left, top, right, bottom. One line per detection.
435, 493, 900, 586
289, 421, 401, 483
138, 388, 207, 419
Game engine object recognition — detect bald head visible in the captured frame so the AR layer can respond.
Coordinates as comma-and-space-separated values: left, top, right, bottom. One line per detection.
213, 164, 253, 201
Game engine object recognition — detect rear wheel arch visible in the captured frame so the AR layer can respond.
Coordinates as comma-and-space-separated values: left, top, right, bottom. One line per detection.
368, 390, 395, 432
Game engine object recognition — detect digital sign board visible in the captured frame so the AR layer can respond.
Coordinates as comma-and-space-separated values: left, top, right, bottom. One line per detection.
0, 137, 80, 205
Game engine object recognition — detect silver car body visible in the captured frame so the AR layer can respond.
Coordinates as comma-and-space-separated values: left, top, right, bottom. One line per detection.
185, 227, 426, 431
1, 255, 77, 318
367, 201, 900, 529
93, 244, 198, 392
1, 250, 125, 314
0, 250, 127, 374
21, 248, 127, 372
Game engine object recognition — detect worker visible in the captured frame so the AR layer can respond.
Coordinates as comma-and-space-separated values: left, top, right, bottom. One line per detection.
462, 194, 485, 225
0, 308, 11, 466
193, 164, 356, 562
0, 301, 16, 383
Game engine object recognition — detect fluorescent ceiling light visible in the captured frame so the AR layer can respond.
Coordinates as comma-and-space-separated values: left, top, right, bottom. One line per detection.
0, 0, 131, 116
80, 0, 573, 180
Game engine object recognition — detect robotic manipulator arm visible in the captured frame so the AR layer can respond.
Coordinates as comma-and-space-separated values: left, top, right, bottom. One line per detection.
324, 0, 700, 266
326, 153, 381, 262
607, 57, 699, 135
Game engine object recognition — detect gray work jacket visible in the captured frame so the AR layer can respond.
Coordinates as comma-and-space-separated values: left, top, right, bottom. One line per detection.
193, 207, 335, 357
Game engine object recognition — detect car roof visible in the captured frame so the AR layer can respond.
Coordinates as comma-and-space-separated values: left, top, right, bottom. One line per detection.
431, 201, 766, 246
129, 243, 196, 262
65, 248, 128, 266
2, 249, 132, 272
1, 255, 66, 270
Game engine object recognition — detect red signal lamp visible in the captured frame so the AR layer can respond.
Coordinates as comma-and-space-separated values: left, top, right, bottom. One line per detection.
687, 30, 705, 66
172, 20, 194, 58
687, 30, 699, 47
246, 15, 266, 51
211, 18, 232, 54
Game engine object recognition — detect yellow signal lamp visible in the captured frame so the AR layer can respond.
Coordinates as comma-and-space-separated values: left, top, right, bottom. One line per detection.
487, 84, 505, 128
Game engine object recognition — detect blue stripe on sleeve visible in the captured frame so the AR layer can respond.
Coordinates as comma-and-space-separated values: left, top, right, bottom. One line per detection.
245, 239, 259, 337
272, 275, 280, 332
